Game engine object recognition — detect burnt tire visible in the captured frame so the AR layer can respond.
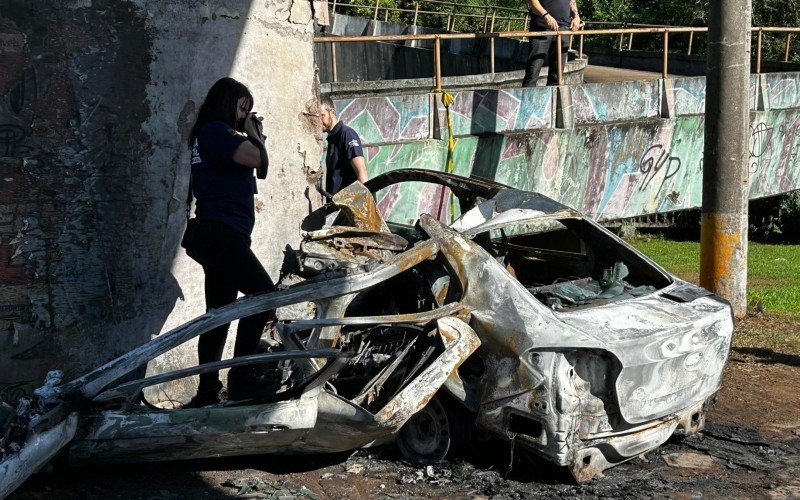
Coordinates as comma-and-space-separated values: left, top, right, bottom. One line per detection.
396, 394, 474, 465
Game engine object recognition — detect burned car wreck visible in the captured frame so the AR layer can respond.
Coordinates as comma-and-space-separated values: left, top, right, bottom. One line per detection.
0, 169, 733, 496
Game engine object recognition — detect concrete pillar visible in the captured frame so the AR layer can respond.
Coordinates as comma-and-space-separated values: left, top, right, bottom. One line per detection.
700, 0, 751, 318
0, 0, 323, 400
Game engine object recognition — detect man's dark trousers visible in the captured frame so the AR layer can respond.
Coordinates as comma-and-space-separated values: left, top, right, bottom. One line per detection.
522, 25, 569, 87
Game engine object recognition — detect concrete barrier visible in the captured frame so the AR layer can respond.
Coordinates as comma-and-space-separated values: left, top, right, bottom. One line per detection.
329, 73, 800, 226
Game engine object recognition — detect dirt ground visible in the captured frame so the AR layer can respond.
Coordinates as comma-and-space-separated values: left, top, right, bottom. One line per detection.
12, 347, 800, 500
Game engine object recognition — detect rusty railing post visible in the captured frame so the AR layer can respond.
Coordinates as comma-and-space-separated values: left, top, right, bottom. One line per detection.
785, 33, 792, 62
756, 27, 763, 73
557, 31, 563, 85
372, 0, 380, 35
490, 34, 495, 74
434, 35, 442, 91
662, 28, 669, 78
331, 42, 338, 82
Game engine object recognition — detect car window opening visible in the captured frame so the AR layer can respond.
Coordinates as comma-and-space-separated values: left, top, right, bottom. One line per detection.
474, 218, 672, 311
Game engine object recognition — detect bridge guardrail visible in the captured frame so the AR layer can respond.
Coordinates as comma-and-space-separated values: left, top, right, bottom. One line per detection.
315, 26, 800, 90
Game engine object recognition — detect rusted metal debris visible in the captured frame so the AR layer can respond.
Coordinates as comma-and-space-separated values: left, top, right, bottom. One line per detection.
0, 169, 733, 496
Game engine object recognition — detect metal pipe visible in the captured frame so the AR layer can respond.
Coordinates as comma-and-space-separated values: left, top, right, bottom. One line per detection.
385, 7, 389, 22
756, 27, 763, 73
618, 32, 624, 51
372, 0, 379, 35
628, 32, 634, 50
490, 36, 495, 73
556, 32, 563, 85
490, 9, 496, 32
579, 29, 584, 57
331, 42, 338, 82
662, 29, 669, 78
332, 0, 337, 16
413, 2, 419, 26
786, 33, 792, 62
688, 30, 694, 55
313, 27, 730, 45
483, 6, 489, 33
434, 36, 442, 91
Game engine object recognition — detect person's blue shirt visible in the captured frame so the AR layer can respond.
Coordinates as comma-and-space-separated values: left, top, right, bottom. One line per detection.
325, 121, 364, 194
190, 121, 256, 235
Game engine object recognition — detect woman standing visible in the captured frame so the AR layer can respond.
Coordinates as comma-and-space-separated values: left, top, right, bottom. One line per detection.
182, 77, 273, 407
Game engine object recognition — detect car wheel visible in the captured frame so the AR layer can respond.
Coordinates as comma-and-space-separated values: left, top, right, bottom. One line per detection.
397, 397, 451, 464
396, 395, 473, 464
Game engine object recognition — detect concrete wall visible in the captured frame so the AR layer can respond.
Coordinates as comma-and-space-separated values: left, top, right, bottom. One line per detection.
0, 0, 322, 400
332, 73, 800, 225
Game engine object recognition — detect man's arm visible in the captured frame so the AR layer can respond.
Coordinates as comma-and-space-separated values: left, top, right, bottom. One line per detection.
350, 156, 368, 184
527, 0, 559, 31
569, 0, 581, 31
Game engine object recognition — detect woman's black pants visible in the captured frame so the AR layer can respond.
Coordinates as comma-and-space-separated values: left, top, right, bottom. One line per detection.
182, 218, 275, 394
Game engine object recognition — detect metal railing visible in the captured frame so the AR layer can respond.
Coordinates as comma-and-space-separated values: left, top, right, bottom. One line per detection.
316, 26, 800, 89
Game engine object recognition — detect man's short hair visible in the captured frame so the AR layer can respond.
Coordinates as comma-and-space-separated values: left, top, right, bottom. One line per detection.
319, 94, 336, 114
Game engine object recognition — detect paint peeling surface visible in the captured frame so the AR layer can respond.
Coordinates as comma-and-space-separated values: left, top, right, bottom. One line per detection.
0, 170, 732, 494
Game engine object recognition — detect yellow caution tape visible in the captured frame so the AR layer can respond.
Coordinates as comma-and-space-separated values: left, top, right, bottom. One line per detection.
441, 91, 456, 220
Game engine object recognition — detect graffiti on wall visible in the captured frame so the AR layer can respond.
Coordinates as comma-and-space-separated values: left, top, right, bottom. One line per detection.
338, 75, 800, 224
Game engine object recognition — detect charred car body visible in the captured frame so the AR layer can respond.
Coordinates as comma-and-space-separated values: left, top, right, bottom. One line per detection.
0, 169, 733, 495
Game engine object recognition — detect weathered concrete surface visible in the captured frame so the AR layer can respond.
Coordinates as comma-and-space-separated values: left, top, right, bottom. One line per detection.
700, 0, 751, 318
0, 0, 321, 400
327, 75, 800, 226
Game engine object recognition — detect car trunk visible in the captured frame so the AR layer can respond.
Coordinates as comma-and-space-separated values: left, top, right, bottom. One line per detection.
557, 290, 734, 424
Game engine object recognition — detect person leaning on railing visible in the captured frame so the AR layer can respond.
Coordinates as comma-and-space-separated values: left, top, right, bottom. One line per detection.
522, 0, 581, 86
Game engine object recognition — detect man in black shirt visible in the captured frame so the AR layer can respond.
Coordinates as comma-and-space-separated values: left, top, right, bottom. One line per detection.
522, 0, 581, 87
319, 95, 368, 195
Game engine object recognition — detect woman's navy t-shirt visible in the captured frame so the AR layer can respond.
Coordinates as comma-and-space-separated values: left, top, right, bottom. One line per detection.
190, 121, 256, 235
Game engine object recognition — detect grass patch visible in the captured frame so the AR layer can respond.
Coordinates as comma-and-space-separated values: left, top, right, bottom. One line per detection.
630, 237, 800, 356
630, 238, 800, 314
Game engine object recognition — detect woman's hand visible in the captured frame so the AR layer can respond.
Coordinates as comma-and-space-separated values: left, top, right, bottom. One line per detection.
244, 112, 266, 144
